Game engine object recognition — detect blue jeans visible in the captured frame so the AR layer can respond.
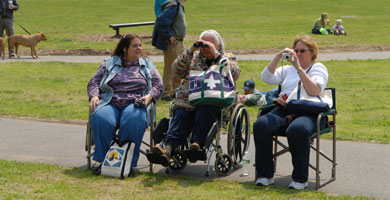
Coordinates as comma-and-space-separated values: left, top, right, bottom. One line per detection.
164, 106, 221, 149
90, 104, 147, 167
253, 108, 325, 183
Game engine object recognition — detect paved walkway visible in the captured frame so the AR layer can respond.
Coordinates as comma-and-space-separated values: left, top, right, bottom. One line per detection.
2, 51, 390, 63
0, 117, 389, 199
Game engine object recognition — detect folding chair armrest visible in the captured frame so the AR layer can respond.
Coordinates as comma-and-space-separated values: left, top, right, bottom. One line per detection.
320, 108, 336, 117
258, 104, 277, 117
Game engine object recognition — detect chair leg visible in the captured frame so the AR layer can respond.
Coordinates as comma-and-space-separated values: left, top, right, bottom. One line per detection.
273, 136, 278, 172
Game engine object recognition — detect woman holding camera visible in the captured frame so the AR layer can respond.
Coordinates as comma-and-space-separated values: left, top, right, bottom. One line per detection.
151, 30, 240, 164
253, 35, 328, 189
87, 34, 163, 175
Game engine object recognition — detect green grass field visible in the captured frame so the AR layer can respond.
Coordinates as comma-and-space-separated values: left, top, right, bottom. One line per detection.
0, 159, 375, 200
1, 59, 389, 144
13, 0, 390, 54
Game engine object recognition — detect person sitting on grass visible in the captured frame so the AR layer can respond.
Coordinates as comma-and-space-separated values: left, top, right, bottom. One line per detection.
237, 80, 279, 107
312, 13, 331, 35
237, 80, 267, 107
332, 19, 347, 36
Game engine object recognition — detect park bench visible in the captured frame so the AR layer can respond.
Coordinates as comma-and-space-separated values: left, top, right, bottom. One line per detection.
109, 21, 155, 38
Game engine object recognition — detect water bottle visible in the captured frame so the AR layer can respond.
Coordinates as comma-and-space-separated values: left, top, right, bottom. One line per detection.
242, 150, 250, 176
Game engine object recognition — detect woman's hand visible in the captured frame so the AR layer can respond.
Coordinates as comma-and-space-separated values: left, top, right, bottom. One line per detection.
280, 48, 302, 71
169, 36, 177, 45
272, 94, 288, 108
139, 94, 153, 107
89, 96, 100, 111
289, 51, 302, 71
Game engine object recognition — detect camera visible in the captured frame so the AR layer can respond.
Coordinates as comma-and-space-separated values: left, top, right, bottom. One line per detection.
193, 42, 208, 48
282, 52, 292, 60
134, 99, 145, 108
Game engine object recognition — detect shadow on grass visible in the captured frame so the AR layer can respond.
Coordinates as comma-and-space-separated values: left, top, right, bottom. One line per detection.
62, 163, 317, 196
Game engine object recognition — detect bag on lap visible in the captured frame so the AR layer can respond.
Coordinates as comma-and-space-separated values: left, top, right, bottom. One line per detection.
101, 138, 135, 179
286, 81, 332, 115
188, 58, 235, 107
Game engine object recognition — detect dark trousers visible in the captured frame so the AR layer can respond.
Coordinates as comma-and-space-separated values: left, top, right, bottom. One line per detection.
253, 108, 325, 183
164, 106, 221, 148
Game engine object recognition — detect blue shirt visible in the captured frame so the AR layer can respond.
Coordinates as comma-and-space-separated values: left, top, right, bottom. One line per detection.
154, 0, 168, 17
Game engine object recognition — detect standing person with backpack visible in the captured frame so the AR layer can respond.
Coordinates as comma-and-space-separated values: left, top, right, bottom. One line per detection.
154, 0, 168, 17
0, 0, 19, 57
152, 0, 186, 101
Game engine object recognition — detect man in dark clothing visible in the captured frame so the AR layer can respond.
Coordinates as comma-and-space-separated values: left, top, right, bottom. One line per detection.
0, 0, 19, 57
152, 0, 186, 101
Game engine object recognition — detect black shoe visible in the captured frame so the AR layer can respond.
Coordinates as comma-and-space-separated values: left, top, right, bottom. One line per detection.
150, 145, 170, 167
92, 164, 102, 175
189, 142, 200, 151
129, 168, 135, 177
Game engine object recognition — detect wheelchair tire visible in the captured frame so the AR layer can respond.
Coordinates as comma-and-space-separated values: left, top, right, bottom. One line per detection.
169, 151, 187, 171
215, 153, 232, 176
227, 103, 250, 169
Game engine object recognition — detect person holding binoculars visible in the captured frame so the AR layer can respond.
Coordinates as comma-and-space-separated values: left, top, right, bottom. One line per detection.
151, 30, 240, 165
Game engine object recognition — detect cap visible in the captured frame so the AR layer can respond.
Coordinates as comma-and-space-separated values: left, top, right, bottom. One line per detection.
243, 80, 255, 91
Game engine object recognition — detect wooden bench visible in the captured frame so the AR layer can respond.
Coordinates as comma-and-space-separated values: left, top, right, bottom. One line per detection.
109, 21, 155, 38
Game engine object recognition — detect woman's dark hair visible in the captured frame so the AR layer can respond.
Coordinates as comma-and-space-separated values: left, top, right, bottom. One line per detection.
112, 34, 143, 65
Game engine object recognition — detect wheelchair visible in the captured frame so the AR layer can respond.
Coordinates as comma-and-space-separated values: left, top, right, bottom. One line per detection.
85, 102, 156, 172
256, 88, 337, 189
146, 100, 251, 177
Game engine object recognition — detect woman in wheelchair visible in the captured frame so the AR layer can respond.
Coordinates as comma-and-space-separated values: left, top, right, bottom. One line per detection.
150, 30, 240, 166
87, 34, 163, 175
253, 35, 328, 189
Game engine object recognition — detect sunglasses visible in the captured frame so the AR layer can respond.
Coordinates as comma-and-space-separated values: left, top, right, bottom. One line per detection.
294, 49, 309, 53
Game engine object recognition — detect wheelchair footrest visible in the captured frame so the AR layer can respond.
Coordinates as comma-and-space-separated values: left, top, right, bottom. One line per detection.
183, 149, 206, 163
146, 152, 169, 167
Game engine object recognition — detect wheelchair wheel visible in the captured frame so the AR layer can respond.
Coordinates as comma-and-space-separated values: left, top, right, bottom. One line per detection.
227, 103, 250, 169
215, 153, 232, 176
169, 151, 187, 171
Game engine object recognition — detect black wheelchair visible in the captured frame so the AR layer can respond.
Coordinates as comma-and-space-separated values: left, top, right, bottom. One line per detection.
146, 101, 251, 177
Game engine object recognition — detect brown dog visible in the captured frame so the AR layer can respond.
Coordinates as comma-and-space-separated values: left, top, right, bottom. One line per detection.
8, 32, 47, 59
0, 37, 5, 60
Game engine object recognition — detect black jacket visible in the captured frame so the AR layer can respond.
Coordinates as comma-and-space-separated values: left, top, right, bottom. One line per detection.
0, 0, 19, 19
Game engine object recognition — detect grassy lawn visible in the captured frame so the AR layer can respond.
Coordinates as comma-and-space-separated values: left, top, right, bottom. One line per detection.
0, 59, 389, 144
14, 0, 390, 53
0, 159, 375, 200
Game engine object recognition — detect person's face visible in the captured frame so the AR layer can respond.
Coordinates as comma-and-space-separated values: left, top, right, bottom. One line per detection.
200, 35, 220, 59
244, 88, 254, 95
294, 41, 313, 68
125, 38, 142, 61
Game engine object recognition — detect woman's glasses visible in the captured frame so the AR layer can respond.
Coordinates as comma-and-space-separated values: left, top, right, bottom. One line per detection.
294, 49, 309, 53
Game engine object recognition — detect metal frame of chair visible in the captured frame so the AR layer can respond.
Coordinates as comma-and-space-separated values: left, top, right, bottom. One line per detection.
259, 88, 337, 189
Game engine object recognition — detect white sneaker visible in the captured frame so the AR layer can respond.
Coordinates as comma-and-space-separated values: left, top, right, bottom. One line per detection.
255, 177, 275, 186
288, 181, 308, 190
